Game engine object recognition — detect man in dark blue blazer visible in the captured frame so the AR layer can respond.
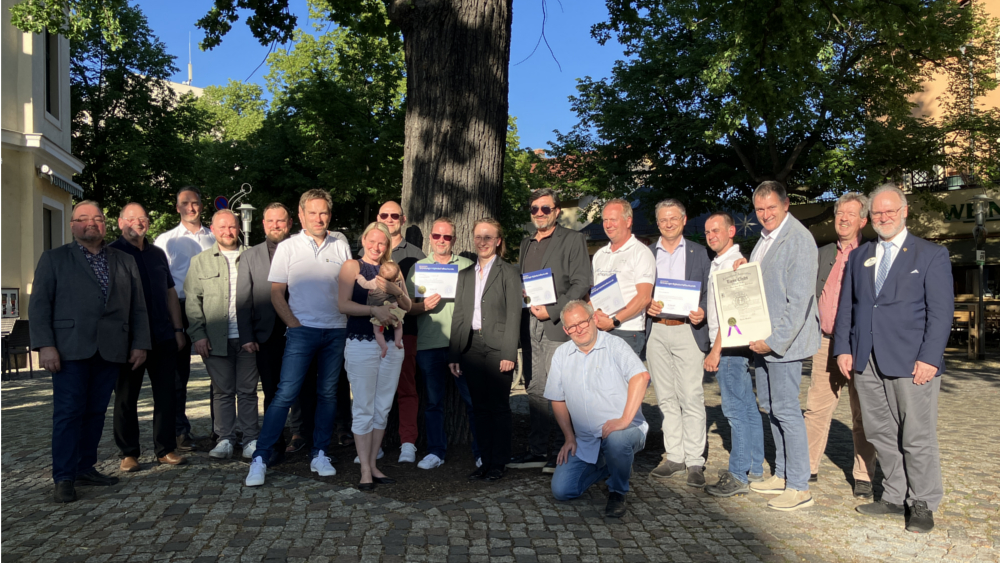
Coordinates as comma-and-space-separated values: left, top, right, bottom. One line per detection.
834, 184, 953, 534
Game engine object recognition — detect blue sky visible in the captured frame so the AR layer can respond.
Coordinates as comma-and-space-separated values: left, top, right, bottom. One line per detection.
137, 0, 626, 151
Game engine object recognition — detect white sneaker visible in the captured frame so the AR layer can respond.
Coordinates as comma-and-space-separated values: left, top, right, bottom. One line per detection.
354, 448, 384, 464
399, 442, 417, 463
310, 451, 336, 477
242, 440, 257, 459
245, 457, 266, 486
476, 458, 483, 468
209, 439, 233, 459
417, 454, 444, 470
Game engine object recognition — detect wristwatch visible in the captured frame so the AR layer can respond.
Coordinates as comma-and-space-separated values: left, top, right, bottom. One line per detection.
174, 328, 185, 333
612, 318, 621, 328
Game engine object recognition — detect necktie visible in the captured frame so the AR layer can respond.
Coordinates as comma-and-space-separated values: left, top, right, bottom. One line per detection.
874, 241, 893, 297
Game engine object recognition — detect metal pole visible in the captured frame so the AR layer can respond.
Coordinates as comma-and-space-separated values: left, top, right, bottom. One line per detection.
980, 262, 986, 360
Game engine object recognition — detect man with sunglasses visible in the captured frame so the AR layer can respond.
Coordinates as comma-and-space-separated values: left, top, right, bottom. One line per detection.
405, 217, 482, 469
546, 300, 650, 518
509, 189, 592, 474
377, 201, 425, 464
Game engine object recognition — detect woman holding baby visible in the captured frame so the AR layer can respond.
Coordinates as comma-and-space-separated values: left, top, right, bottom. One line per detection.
338, 221, 411, 490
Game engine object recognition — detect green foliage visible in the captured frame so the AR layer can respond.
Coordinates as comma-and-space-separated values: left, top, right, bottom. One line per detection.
501, 117, 546, 258
10, 0, 125, 50
553, 0, 980, 221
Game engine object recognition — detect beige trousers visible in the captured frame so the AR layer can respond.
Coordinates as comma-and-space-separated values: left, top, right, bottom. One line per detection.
803, 335, 877, 481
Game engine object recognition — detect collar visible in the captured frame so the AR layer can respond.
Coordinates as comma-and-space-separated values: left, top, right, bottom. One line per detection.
176, 223, 211, 237
837, 234, 862, 252
393, 238, 408, 251
475, 255, 497, 272
115, 236, 151, 252
761, 213, 790, 240
712, 244, 742, 265
656, 236, 685, 254
878, 227, 908, 249
568, 330, 608, 356
607, 234, 638, 254
299, 229, 334, 246
422, 253, 462, 265
76, 241, 107, 255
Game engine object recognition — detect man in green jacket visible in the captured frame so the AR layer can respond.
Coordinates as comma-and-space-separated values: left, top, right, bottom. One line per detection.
185, 210, 260, 460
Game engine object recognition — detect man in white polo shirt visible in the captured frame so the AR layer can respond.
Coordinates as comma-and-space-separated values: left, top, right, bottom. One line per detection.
591, 198, 656, 356
246, 189, 353, 487
154, 186, 215, 451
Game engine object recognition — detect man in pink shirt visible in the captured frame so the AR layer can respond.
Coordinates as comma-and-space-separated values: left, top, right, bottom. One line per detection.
804, 192, 877, 498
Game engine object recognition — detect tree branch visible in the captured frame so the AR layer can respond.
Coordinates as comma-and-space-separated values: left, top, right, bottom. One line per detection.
729, 135, 762, 183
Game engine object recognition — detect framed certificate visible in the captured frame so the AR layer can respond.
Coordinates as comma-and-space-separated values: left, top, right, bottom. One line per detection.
711, 262, 771, 347
522, 268, 557, 306
413, 263, 460, 298
590, 274, 626, 316
653, 279, 701, 317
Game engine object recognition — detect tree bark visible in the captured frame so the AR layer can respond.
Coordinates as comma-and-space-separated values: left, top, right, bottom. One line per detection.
389, 0, 514, 256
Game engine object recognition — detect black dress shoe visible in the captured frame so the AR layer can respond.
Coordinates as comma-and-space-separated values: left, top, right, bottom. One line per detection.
484, 467, 507, 481
76, 469, 119, 486
358, 481, 376, 492
853, 480, 873, 499
373, 476, 396, 485
809, 473, 818, 483
856, 499, 905, 516
176, 434, 194, 452
605, 492, 627, 518
507, 452, 547, 469
54, 481, 76, 503
905, 501, 934, 533
468, 466, 489, 481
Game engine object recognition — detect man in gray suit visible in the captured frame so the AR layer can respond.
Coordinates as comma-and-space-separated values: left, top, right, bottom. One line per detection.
509, 189, 593, 474
737, 181, 820, 511
30, 200, 151, 503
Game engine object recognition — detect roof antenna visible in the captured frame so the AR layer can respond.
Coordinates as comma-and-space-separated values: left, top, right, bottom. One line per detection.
183, 32, 193, 85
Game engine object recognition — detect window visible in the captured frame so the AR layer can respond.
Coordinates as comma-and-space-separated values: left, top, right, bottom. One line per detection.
43, 208, 53, 251
45, 30, 59, 119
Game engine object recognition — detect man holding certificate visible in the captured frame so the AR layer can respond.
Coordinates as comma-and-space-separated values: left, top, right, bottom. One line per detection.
643, 199, 711, 489
509, 189, 593, 474
734, 181, 820, 512
590, 199, 657, 356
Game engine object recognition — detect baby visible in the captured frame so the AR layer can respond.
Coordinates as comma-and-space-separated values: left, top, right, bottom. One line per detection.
356, 261, 406, 357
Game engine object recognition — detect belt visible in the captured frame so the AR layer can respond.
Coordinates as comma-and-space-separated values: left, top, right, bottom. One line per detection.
652, 317, 688, 326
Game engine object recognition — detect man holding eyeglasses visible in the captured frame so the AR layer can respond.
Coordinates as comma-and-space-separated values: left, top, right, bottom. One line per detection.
405, 217, 482, 470
803, 192, 877, 497
644, 199, 711, 488
377, 201, 425, 464
546, 300, 651, 518
110, 203, 188, 473
834, 184, 952, 533
509, 189, 593, 474
31, 200, 151, 503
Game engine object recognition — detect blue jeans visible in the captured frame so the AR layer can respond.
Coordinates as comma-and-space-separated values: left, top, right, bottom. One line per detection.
551, 426, 645, 499
51, 354, 120, 482
754, 356, 810, 491
254, 327, 346, 464
417, 347, 480, 460
610, 329, 645, 358
716, 354, 764, 483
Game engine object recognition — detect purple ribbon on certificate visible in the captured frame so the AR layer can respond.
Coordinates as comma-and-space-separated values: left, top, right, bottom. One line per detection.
727, 318, 741, 336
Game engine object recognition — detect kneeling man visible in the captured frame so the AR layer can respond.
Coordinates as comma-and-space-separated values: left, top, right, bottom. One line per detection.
546, 300, 650, 518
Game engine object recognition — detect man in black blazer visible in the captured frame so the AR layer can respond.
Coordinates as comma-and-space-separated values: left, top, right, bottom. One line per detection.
509, 189, 593, 474
644, 199, 711, 488
30, 200, 151, 503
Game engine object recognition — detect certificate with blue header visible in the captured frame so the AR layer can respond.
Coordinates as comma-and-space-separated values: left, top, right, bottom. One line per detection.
522, 268, 557, 306
413, 263, 460, 298
590, 274, 626, 316
653, 279, 701, 317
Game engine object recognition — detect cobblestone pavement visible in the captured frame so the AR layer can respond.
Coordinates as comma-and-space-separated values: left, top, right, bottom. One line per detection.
2, 350, 997, 562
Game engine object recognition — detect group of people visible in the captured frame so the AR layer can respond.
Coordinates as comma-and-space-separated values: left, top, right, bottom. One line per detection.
32, 180, 952, 530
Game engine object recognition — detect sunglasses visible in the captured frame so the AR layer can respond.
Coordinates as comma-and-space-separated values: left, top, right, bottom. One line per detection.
430, 233, 454, 241
378, 213, 401, 220
530, 205, 554, 215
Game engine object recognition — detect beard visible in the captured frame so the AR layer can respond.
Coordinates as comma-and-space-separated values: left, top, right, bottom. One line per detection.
266, 231, 289, 244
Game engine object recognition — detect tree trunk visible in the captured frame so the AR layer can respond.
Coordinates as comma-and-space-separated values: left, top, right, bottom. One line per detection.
391, 0, 513, 256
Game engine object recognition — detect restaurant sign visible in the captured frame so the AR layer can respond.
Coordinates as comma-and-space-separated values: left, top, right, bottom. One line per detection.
944, 201, 1000, 223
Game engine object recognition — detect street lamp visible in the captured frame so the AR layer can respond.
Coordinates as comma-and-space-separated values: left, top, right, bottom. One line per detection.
968, 193, 991, 359
237, 202, 256, 249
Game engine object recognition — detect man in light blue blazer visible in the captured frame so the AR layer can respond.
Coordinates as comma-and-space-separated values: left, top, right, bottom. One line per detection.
834, 184, 953, 534
738, 181, 820, 512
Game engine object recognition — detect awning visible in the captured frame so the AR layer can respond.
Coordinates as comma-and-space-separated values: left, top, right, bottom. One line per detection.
37, 167, 84, 198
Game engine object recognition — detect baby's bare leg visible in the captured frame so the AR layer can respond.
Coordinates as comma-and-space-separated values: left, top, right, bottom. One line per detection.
374, 326, 389, 358
393, 324, 404, 349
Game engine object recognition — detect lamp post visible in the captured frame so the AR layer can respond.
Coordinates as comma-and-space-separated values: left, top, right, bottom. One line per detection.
969, 193, 990, 359
237, 202, 256, 249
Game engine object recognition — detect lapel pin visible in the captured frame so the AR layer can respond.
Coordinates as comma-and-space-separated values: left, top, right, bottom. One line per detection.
903, 248, 908, 252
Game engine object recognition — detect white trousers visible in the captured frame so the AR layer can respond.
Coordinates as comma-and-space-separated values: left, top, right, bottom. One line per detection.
646, 322, 707, 466
345, 338, 405, 435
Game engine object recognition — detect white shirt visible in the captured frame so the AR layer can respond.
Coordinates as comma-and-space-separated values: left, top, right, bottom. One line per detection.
268, 230, 353, 329
221, 249, 240, 338
875, 227, 908, 283
154, 223, 216, 299
707, 244, 745, 343
472, 256, 496, 331
750, 213, 790, 263
592, 234, 657, 332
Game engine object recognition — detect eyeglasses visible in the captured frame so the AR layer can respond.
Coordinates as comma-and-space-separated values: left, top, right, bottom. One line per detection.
530, 205, 554, 216
657, 216, 683, 226
430, 233, 454, 242
473, 235, 497, 243
870, 205, 904, 220
378, 213, 401, 221
564, 315, 593, 333
72, 216, 106, 224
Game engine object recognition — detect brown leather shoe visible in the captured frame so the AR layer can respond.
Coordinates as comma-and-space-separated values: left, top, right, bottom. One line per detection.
119, 456, 141, 473
158, 452, 188, 466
